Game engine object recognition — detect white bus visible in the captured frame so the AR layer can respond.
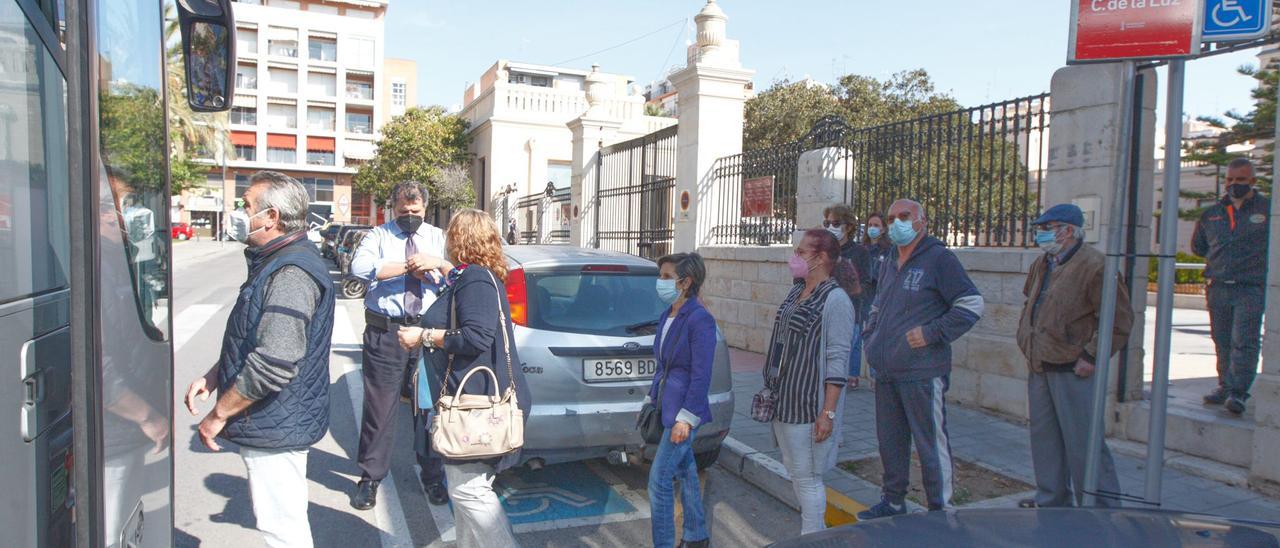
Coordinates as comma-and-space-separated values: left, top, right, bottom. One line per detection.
1, 0, 234, 545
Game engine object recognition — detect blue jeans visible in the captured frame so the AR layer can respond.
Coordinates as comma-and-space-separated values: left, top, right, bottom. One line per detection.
848, 324, 864, 378
648, 425, 707, 547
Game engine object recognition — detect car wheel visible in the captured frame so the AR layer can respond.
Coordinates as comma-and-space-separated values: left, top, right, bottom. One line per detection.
177, 233, 188, 241
694, 445, 721, 471
341, 278, 367, 300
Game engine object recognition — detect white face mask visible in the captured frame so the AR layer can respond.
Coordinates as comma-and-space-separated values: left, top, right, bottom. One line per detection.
227, 208, 272, 243
825, 225, 844, 241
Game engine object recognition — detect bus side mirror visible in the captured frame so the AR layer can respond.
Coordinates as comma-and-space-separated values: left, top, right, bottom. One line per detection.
177, 0, 236, 112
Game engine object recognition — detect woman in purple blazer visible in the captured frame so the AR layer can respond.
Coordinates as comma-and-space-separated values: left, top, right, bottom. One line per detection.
645, 252, 715, 548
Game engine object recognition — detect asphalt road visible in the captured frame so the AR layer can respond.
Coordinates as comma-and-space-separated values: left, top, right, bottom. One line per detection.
169, 240, 800, 547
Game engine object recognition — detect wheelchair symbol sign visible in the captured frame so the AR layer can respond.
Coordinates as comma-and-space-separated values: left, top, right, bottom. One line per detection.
1203, 0, 1272, 41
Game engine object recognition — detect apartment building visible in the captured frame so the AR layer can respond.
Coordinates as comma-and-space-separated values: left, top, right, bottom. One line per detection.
178, 0, 415, 235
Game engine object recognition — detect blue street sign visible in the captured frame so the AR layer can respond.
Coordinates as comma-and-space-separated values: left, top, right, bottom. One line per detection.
1203, 0, 1273, 41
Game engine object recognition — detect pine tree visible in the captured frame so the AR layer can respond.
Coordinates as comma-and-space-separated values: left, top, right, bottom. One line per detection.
1180, 59, 1278, 219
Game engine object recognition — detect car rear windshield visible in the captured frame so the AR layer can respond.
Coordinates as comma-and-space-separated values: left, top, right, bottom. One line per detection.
526, 271, 666, 337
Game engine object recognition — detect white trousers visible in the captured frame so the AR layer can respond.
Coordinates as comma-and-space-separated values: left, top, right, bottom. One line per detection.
444, 461, 519, 548
774, 421, 836, 535
241, 447, 312, 548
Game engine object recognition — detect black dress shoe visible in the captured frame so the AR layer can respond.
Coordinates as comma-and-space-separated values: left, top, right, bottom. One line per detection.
351, 479, 379, 510
426, 482, 450, 506
678, 539, 709, 548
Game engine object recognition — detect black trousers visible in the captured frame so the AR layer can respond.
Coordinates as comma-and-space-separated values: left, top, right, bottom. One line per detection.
357, 323, 444, 484
1206, 283, 1266, 400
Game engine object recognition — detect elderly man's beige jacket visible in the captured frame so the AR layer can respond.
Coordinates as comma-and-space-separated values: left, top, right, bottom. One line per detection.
1016, 242, 1133, 373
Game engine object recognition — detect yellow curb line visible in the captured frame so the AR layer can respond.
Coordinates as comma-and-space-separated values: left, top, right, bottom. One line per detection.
825, 487, 866, 528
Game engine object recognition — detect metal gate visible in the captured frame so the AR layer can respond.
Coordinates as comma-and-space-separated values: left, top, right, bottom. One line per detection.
513, 184, 570, 244
594, 124, 677, 259
708, 93, 1051, 248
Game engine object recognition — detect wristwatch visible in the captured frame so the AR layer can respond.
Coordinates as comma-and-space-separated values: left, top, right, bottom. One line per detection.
421, 328, 436, 350
824, 410, 836, 420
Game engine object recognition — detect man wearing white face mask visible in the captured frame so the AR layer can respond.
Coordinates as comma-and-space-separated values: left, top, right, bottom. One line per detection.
1015, 203, 1131, 508
185, 171, 336, 547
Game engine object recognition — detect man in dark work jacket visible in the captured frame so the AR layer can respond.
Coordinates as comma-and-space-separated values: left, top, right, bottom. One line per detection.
1192, 157, 1271, 416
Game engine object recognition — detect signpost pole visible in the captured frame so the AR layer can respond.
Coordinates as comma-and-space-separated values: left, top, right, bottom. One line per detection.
1082, 60, 1137, 508
1146, 58, 1187, 506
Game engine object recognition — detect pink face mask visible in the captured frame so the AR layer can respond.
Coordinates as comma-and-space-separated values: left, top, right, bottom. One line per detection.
788, 254, 813, 278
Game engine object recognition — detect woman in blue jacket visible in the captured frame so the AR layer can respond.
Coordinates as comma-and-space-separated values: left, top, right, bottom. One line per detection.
646, 252, 715, 548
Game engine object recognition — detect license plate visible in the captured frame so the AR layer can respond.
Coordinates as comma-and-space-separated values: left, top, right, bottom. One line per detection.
583, 358, 657, 382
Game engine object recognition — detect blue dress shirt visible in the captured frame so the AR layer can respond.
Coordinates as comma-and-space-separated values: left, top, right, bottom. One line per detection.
350, 220, 447, 317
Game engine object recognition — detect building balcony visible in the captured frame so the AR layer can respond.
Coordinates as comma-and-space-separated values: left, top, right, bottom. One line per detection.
462, 83, 651, 130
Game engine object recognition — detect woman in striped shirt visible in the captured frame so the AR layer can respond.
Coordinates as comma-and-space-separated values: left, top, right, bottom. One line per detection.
763, 228, 859, 535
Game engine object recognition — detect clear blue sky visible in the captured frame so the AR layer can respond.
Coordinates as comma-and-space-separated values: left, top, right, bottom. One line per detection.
385, 0, 1264, 126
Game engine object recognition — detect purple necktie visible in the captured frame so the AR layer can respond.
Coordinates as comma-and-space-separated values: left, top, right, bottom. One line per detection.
405, 232, 423, 316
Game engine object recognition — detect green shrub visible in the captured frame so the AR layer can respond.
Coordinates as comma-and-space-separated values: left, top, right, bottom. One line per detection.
1148, 253, 1205, 285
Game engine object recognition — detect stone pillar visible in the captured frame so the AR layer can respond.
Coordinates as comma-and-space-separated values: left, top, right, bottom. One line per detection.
1250, 167, 1280, 494
569, 64, 623, 248
794, 147, 853, 244
1044, 64, 1158, 425
671, 0, 754, 251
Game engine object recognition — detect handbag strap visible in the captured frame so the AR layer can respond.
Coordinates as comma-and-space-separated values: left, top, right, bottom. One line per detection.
438, 288, 459, 402
486, 269, 518, 395
653, 315, 673, 402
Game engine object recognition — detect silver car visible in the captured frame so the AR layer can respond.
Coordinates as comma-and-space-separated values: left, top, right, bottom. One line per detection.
503, 246, 734, 469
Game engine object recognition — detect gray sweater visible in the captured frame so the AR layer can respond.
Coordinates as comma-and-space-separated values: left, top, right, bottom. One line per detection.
235, 265, 322, 401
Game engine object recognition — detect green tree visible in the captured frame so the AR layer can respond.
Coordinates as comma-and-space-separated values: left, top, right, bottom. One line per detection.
354, 106, 473, 208
99, 84, 168, 194
743, 70, 962, 149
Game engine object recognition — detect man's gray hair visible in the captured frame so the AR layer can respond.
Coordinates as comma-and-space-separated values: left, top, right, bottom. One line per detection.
390, 181, 429, 207
249, 171, 309, 233
1070, 224, 1085, 240
1227, 157, 1256, 174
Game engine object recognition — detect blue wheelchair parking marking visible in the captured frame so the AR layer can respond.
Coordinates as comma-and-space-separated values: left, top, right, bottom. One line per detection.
496, 461, 637, 525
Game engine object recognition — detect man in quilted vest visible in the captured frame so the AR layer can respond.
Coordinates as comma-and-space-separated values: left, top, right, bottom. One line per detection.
184, 171, 335, 548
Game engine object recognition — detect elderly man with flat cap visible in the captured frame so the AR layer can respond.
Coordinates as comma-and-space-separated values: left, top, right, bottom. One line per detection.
1015, 203, 1132, 508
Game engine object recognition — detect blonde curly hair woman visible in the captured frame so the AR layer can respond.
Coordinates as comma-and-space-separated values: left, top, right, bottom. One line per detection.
398, 209, 531, 547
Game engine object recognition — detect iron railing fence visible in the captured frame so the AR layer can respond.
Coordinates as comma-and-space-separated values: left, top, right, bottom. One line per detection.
710, 93, 1051, 248
515, 192, 542, 244
594, 124, 678, 260
548, 188, 570, 244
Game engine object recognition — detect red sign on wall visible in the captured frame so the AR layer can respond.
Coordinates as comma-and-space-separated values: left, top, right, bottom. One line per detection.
742, 176, 774, 218
1069, 0, 1202, 62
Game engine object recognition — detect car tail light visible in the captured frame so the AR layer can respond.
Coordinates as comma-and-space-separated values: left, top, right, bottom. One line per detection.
582, 265, 628, 272
506, 268, 528, 326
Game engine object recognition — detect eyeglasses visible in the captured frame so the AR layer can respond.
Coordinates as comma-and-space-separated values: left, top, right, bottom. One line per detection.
822, 220, 845, 228
893, 211, 913, 222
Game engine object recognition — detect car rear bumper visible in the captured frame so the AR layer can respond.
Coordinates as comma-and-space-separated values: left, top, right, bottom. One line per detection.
519, 390, 734, 464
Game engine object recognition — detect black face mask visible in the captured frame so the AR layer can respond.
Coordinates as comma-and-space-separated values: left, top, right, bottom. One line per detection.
395, 214, 424, 235
1228, 184, 1252, 200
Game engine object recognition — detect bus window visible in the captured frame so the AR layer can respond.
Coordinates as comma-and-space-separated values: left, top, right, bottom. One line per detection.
97, 0, 170, 341
0, 2, 71, 304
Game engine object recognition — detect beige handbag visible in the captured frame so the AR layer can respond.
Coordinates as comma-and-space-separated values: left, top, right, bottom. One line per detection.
430, 270, 525, 460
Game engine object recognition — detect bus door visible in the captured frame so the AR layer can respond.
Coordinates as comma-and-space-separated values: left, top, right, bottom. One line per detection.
0, 0, 232, 546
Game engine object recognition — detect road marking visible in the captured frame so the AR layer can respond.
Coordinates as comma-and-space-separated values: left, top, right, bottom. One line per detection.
334, 305, 415, 547
173, 304, 221, 352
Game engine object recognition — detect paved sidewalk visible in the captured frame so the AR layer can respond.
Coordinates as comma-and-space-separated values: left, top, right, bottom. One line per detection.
719, 349, 1280, 522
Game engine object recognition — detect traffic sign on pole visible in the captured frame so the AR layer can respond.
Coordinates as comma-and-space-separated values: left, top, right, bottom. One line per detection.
1069, 0, 1204, 63
1202, 0, 1272, 41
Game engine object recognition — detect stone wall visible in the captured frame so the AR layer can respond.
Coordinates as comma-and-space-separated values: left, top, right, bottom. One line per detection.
698, 245, 794, 354
947, 248, 1042, 421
